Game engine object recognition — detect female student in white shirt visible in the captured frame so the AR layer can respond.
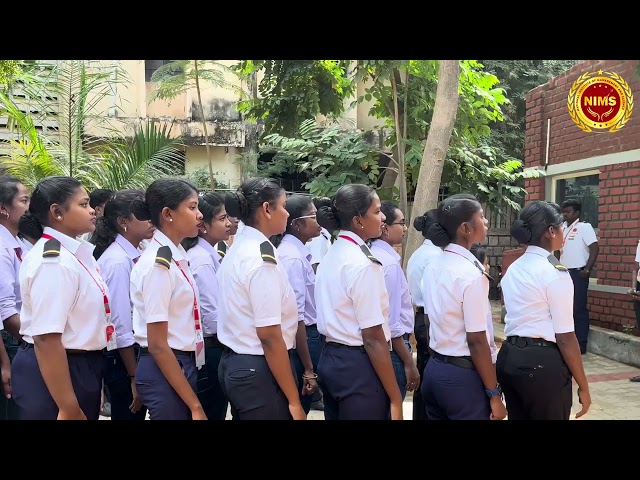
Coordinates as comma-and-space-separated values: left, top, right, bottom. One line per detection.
217, 177, 304, 420
421, 193, 506, 421
497, 200, 591, 420
129, 178, 207, 420
181, 191, 232, 420
315, 184, 403, 420
92, 189, 155, 420
12, 175, 106, 420
271, 194, 321, 415
0, 175, 31, 420
406, 208, 441, 420
369, 200, 420, 401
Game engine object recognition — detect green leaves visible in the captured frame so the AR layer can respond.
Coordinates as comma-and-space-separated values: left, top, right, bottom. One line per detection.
259, 118, 380, 197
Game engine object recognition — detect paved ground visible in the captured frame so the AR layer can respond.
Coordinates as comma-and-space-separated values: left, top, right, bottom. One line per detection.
101, 300, 640, 420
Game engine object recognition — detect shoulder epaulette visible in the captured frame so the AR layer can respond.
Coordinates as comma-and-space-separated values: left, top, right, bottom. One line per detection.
360, 244, 382, 266
547, 254, 568, 272
473, 260, 495, 283
260, 241, 277, 264
42, 238, 61, 258
155, 245, 172, 269
216, 241, 227, 258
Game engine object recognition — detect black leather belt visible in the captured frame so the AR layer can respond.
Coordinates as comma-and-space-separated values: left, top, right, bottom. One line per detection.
506, 336, 558, 349
325, 341, 365, 352
139, 346, 195, 358
204, 335, 225, 349
20, 341, 99, 355
416, 307, 425, 314
430, 350, 475, 369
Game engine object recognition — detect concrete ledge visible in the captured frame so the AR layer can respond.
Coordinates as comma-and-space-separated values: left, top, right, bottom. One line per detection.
588, 326, 640, 369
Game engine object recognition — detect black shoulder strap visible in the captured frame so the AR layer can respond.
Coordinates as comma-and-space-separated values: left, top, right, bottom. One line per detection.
547, 254, 568, 272
42, 238, 61, 258
360, 244, 382, 266
155, 245, 173, 269
216, 241, 227, 258
472, 259, 495, 283
260, 241, 277, 264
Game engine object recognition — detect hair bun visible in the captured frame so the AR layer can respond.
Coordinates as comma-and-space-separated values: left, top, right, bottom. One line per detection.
510, 218, 533, 244
427, 222, 451, 248
413, 215, 426, 232
317, 205, 339, 232
130, 198, 152, 222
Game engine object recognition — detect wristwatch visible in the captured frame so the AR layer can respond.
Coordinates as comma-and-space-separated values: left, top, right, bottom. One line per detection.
485, 385, 502, 398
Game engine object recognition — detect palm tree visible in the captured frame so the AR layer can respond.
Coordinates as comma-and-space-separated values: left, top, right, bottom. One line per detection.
0, 60, 185, 190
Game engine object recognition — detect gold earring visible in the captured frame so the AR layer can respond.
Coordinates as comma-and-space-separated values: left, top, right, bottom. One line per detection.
169, 218, 173, 222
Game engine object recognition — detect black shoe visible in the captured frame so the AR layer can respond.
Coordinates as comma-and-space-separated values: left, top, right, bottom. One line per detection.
580, 346, 587, 355
630, 376, 640, 383
311, 399, 324, 411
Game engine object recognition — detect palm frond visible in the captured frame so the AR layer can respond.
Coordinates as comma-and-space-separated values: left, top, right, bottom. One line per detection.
86, 119, 185, 191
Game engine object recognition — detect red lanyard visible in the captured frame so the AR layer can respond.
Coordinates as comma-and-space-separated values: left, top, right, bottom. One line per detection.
41, 233, 111, 319
562, 220, 580, 247
153, 239, 201, 331
338, 235, 359, 245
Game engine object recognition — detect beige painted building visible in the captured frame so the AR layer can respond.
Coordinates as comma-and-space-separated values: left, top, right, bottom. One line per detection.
0, 60, 388, 189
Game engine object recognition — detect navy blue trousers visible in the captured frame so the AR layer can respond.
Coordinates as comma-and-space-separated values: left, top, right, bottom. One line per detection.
569, 270, 590, 350
135, 351, 197, 420
421, 356, 491, 420
0, 331, 20, 420
317, 342, 390, 420
103, 348, 147, 421
12, 343, 103, 420
196, 339, 229, 420
291, 324, 325, 414
218, 349, 294, 420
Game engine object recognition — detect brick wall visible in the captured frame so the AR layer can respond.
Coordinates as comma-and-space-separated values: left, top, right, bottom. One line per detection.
524, 60, 640, 334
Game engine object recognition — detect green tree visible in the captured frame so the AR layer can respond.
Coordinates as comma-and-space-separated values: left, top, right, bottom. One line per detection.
148, 60, 239, 191
0, 61, 184, 191
0, 60, 22, 92
234, 60, 355, 138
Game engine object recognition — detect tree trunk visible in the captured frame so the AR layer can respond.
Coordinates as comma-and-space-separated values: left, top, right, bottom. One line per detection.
242, 71, 259, 182
194, 60, 216, 191
403, 60, 460, 269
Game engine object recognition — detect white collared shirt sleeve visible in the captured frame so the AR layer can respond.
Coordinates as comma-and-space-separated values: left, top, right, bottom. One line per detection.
282, 257, 306, 323
462, 275, 490, 333
635, 241, 640, 263
582, 223, 598, 246
28, 262, 78, 336
382, 262, 403, 338
349, 263, 387, 331
101, 261, 135, 349
192, 262, 219, 327
142, 265, 176, 324
248, 263, 283, 327
546, 276, 575, 334
0, 248, 18, 323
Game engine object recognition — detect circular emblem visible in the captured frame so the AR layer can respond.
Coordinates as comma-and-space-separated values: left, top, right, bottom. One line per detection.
568, 70, 634, 133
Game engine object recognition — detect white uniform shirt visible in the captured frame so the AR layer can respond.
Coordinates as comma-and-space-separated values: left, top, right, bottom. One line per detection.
131, 230, 200, 351
277, 234, 317, 327
19, 227, 109, 351
502, 245, 574, 343
97, 234, 141, 349
216, 225, 298, 355
634, 240, 640, 282
315, 230, 391, 347
307, 227, 332, 266
559, 219, 597, 269
370, 239, 413, 338
0, 224, 23, 327
186, 237, 222, 336
406, 239, 442, 308
422, 243, 492, 358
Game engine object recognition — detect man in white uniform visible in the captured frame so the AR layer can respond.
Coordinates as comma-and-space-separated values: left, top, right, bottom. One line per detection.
559, 200, 599, 354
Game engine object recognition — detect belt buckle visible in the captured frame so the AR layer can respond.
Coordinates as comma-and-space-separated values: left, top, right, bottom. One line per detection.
515, 337, 527, 348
